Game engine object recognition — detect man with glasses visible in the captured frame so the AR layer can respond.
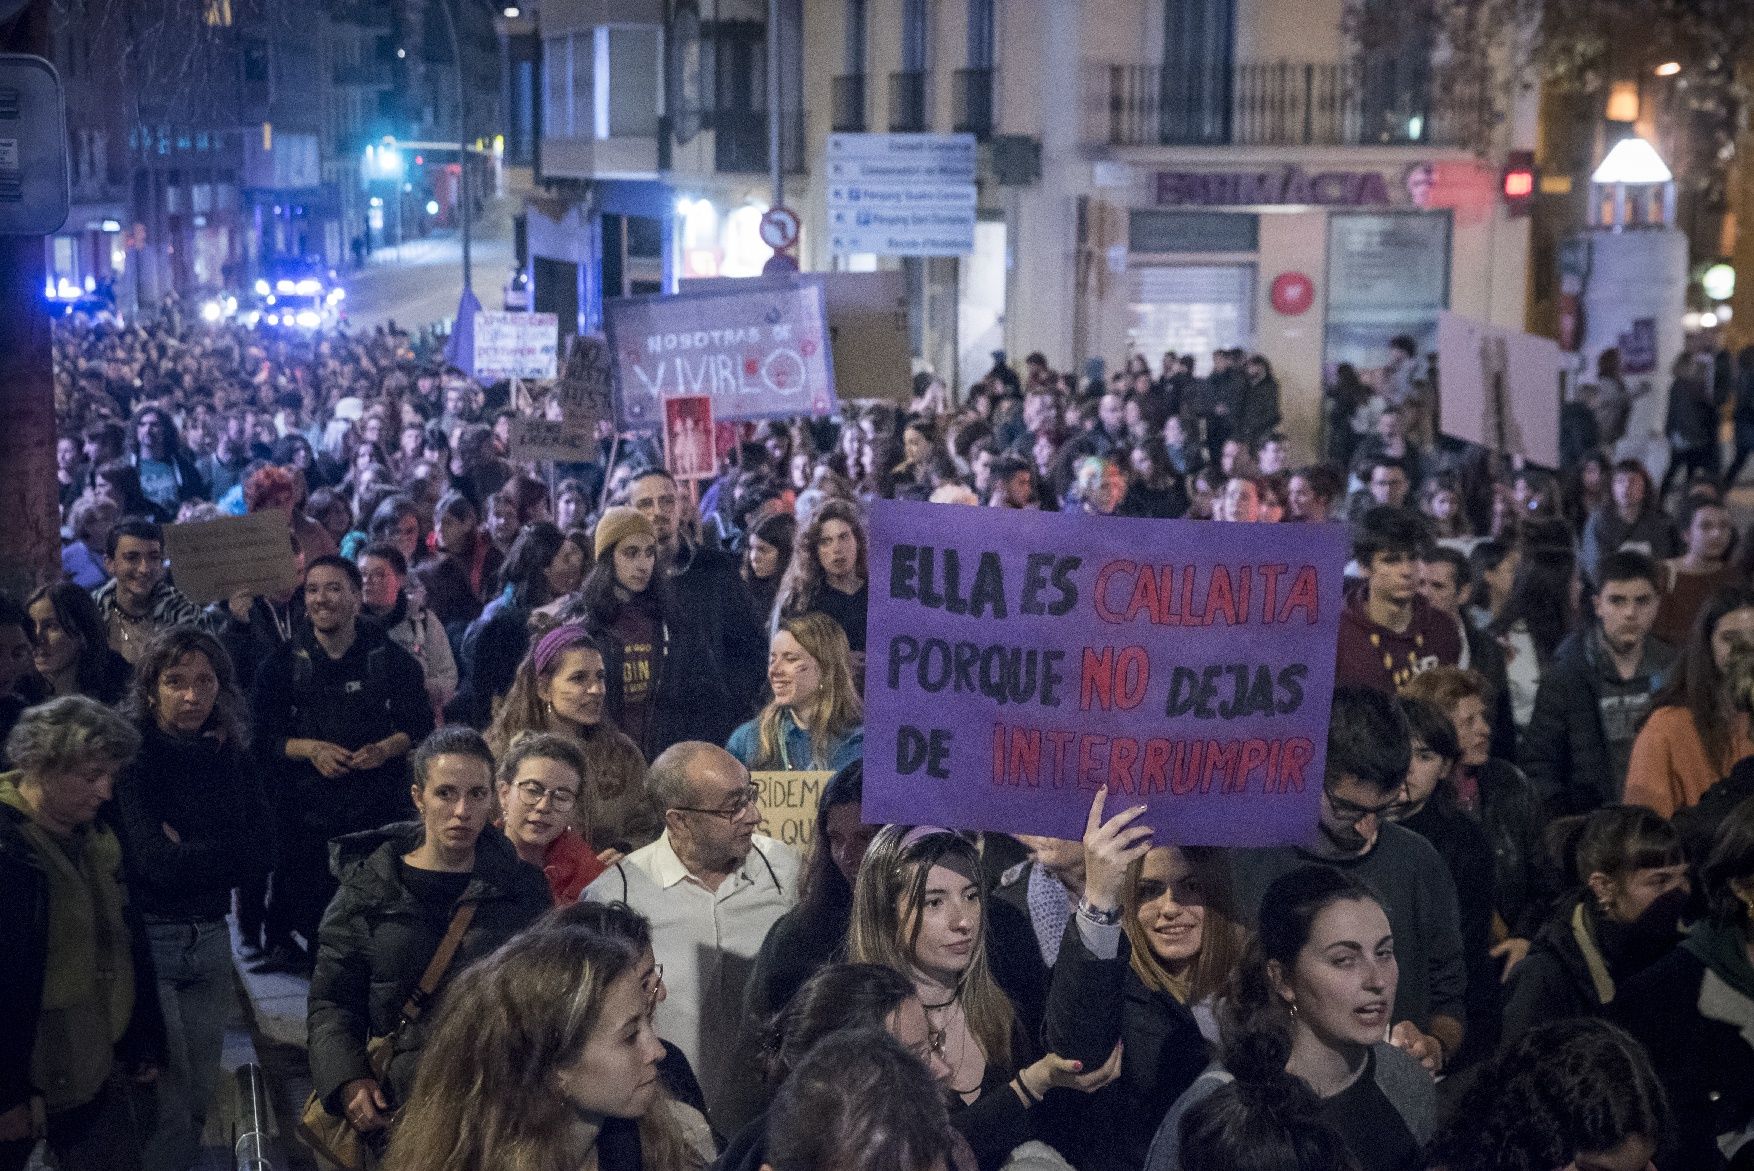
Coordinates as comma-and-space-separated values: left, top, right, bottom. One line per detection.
1230, 685, 1467, 1075
583, 740, 800, 1131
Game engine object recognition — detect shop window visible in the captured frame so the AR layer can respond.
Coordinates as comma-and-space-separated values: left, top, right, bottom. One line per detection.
1128, 210, 1258, 253
1127, 265, 1255, 374
1322, 211, 1450, 377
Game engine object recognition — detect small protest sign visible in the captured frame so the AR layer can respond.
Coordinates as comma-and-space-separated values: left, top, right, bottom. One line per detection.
664, 395, 717, 481
1437, 311, 1562, 468
474, 311, 559, 381
752, 770, 835, 852
556, 333, 615, 433
508, 417, 596, 464
164, 511, 300, 605
860, 502, 1348, 846
605, 277, 836, 430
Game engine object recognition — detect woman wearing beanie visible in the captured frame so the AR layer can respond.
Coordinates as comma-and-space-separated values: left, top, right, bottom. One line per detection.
570, 507, 669, 756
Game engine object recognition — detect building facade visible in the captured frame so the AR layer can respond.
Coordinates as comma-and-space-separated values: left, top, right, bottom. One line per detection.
802, 0, 1537, 449
532, 0, 1536, 456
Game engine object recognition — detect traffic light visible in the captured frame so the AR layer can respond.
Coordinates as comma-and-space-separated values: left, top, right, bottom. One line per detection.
1502, 150, 1536, 217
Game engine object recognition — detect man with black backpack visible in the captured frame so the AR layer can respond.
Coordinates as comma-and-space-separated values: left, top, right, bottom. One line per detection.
253, 555, 434, 971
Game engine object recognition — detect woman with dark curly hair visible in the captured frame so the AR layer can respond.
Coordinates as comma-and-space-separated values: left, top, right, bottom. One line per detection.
772, 498, 868, 660
112, 627, 273, 1171
1425, 1018, 1666, 1171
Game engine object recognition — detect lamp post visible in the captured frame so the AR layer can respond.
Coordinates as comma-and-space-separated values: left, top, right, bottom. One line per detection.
431, 0, 472, 293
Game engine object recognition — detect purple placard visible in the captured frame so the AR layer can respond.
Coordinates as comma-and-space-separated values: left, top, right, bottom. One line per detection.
861, 502, 1349, 846
604, 278, 837, 431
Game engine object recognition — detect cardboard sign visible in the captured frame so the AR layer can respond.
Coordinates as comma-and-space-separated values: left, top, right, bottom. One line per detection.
163, 511, 300, 605
753, 770, 836, 852
605, 277, 836, 430
474, 311, 559, 381
556, 333, 615, 434
861, 502, 1349, 846
508, 417, 597, 464
664, 395, 717, 481
1437, 310, 1563, 468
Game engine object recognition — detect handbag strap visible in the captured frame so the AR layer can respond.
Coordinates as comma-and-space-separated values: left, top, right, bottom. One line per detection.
397, 901, 478, 1025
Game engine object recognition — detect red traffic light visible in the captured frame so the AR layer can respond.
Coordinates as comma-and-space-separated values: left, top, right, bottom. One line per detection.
1502, 150, 1536, 217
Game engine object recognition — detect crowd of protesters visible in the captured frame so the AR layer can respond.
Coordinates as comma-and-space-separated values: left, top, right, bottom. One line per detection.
6, 300, 1754, 1171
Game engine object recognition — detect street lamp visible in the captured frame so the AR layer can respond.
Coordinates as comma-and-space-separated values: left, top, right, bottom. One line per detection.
1590, 135, 1675, 229
430, 0, 472, 294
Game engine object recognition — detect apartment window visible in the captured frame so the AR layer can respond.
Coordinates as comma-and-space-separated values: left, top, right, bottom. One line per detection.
845, 0, 867, 73
967, 0, 993, 69
901, 0, 927, 72
1160, 0, 1234, 144
204, 0, 232, 27
598, 26, 661, 138
543, 35, 571, 135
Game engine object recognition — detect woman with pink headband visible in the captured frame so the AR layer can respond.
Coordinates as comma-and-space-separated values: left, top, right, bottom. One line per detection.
487, 623, 659, 854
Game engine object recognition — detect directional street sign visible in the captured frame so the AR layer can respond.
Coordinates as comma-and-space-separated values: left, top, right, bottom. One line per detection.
825, 133, 976, 258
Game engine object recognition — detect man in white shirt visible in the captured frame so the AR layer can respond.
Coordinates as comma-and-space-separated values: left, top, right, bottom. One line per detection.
582, 741, 800, 1128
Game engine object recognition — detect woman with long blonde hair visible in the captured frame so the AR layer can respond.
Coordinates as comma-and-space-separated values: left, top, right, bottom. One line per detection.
381, 923, 712, 1171
725, 613, 863, 772
487, 623, 660, 853
848, 825, 1120, 1168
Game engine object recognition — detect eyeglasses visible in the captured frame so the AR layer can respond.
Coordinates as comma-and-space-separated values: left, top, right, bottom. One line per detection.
513, 780, 579, 811
643, 963, 665, 1011
1324, 783, 1410, 825
672, 784, 760, 820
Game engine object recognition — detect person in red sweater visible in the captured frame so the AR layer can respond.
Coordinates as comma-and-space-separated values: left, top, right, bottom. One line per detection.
1336, 506, 1462, 694
495, 731, 618, 904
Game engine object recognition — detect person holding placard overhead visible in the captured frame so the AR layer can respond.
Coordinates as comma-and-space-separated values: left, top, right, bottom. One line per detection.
725, 613, 863, 774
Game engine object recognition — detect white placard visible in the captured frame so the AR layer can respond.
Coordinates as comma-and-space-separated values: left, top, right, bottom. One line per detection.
1437, 311, 1564, 468
474, 311, 559, 381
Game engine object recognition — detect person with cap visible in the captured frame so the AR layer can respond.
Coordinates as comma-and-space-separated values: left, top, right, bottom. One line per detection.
571, 507, 671, 756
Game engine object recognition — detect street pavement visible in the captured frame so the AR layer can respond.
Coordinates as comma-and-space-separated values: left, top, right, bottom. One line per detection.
338, 173, 523, 334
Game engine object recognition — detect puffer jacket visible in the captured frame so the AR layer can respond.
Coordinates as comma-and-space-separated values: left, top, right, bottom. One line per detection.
306, 821, 551, 1112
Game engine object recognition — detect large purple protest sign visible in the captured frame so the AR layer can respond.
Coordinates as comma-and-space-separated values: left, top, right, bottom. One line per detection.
861, 502, 1348, 847
604, 278, 837, 430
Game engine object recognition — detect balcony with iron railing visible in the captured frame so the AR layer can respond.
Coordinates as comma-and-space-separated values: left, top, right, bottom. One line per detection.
1091, 59, 1489, 149
954, 68, 994, 138
833, 74, 868, 132
712, 108, 805, 174
889, 70, 929, 132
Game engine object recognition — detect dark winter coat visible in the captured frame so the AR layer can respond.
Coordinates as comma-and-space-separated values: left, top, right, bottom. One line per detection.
1472, 757, 1558, 938
251, 621, 435, 837
1043, 920, 1213, 1171
1520, 627, 1675, 815
306, 821, 551, 1112
111, 720, 275, 922
1614, 921, 1754, 1171
587, 543, 766, 758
